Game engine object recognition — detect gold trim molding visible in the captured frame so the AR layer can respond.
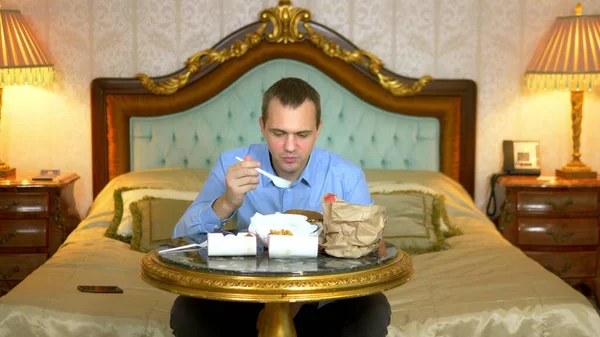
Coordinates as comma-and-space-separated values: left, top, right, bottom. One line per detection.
136, 0, 432, 96
140, 250, 413, 303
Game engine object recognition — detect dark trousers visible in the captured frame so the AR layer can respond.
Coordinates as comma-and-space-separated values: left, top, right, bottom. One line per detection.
170, 293, 391, 337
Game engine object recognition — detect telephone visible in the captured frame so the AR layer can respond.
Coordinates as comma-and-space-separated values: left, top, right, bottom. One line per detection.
502, 140, 541, 175
486, 140, 542, 220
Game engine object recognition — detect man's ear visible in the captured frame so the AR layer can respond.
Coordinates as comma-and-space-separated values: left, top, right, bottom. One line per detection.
259, 116, 265, 131
316, 119, 323, 134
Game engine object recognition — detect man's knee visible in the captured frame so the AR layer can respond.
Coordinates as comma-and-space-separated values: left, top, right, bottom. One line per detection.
170, 296, 209, 337
172, 296, 198, 319
343, 293, 391, 337
358, 293, 391, 324
170, 296, 264, 337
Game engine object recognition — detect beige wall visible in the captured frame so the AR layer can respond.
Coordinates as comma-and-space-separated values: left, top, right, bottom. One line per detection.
3, 0, 600, 218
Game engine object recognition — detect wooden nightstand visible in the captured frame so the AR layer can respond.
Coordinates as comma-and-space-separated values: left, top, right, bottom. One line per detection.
498, 175, 600, 303
0, 173, 80, 295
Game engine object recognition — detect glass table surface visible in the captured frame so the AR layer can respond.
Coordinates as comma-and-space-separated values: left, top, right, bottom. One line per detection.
157, 232, 398, 277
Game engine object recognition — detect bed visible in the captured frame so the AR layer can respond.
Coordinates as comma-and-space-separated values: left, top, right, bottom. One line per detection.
1, 1, 600, 336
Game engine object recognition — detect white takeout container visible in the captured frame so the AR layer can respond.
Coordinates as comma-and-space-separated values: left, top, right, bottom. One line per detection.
247, 212, 323, 258
268, 235, 319, 258
207, 232, 257, 256
248, 212, 322, 247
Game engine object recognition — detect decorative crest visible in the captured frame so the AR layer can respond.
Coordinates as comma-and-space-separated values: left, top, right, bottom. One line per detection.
260, 0, 311, 43
136, 1, 432, 96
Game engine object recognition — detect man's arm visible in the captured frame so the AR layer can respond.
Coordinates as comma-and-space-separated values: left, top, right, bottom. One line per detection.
172, 156, 231, 237
172, 152, 261, 237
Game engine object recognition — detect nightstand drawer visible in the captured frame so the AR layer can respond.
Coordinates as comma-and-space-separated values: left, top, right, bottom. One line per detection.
518, 218, 598, 246
0, 254, 47, 281
517, 191, 598, 213
525, 251, 596, 278
0, 193, 49, 213
0, 219, 47, 248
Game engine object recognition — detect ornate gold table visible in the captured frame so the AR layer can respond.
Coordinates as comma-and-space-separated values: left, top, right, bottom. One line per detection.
140, 234, 413, 337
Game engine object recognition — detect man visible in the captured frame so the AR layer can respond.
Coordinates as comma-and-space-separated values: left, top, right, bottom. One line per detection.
171, 77, 391, 337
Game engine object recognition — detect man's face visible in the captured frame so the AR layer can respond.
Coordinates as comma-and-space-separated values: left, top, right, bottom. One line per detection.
259, 97, 322, 182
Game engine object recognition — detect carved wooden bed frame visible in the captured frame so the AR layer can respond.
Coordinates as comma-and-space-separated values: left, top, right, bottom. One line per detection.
90, 0, 477, 199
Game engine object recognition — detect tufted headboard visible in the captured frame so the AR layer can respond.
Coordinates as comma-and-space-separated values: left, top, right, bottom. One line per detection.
91, 1, 476, 199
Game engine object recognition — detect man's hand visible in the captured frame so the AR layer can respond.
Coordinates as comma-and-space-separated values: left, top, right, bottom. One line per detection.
225, 155, 260, 208
213, 155, 260, 219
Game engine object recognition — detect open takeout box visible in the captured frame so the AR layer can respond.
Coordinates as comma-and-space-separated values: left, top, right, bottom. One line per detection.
248, 211, 323, 258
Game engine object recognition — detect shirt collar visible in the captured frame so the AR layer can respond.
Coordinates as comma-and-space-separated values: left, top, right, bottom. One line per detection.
298, 150, 317, 187
260, 148, 318, 188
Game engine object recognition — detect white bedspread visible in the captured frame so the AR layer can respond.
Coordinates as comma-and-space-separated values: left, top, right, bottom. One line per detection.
0, 168, 598, 337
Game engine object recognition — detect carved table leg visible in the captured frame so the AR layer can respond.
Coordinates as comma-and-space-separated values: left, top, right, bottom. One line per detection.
257, 302, 296, 337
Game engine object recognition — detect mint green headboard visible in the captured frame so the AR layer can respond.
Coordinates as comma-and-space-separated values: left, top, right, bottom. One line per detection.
130, 59, 440, 172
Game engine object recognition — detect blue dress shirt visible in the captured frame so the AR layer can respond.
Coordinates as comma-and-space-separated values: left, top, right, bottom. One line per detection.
173, 143, 373, 237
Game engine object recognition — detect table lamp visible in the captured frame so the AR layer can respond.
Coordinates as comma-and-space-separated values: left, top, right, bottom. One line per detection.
0, 5, 54, 178
524, 3, 599, 179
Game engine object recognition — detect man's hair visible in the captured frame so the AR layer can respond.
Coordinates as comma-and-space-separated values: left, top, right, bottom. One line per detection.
261, 77, 321, 128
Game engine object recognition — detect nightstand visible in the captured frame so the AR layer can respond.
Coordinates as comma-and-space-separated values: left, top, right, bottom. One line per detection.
0, 173, 80, 295
498, 175, 600, 303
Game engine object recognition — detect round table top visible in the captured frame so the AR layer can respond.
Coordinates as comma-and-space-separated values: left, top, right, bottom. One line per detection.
140, 234, 414, 303
156, 233, 398, 277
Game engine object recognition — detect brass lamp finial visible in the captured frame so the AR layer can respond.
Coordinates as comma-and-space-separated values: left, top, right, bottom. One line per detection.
278, 0, 291, 6
575, 3, 582, 16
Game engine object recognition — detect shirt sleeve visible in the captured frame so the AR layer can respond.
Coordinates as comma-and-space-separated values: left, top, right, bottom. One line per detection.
172, 154, 235, 237
343, 169, 374, 206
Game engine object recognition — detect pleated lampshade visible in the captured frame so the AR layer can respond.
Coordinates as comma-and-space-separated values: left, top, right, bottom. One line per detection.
0, 9, 54, 86
525, 4, 600, 91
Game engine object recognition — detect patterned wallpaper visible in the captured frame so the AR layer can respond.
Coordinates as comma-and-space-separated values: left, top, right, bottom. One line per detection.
2, 0, 600, 218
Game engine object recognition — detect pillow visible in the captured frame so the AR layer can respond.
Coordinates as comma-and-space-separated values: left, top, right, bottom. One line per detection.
130, 197, 193, 252
363, 169, 480, 216
369, 182, 462, 238
105, 186, 146, 243
369, 182, 462, 255
90, 168, 209, 219
374, 191, 444, 254
104, 187, 198, 243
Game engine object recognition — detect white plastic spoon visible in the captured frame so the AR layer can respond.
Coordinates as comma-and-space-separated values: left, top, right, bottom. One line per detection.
158, 241, 207, 254
235, 156, 292, 188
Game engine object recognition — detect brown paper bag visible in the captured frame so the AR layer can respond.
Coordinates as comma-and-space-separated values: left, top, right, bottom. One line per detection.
321, 194, 386, 258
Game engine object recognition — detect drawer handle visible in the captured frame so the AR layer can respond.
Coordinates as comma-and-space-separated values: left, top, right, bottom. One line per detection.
546, 230, 575, 244
543, 263, 572, 277
545, 198, 574, 212
0, 231, 16, 244
0, 200, 18, 211
0, 266, 20, 280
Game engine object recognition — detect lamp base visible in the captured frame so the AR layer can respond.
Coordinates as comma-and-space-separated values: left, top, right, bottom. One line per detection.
0, 161, 16, 178
0, 167, 15, 178
556, 163, 597, 179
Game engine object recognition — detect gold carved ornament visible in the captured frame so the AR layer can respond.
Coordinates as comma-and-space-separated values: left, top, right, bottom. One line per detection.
136, 24, 267, 95
302, 24, 433, 96
140, 249, 413, 303
136, 0, 432, 97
